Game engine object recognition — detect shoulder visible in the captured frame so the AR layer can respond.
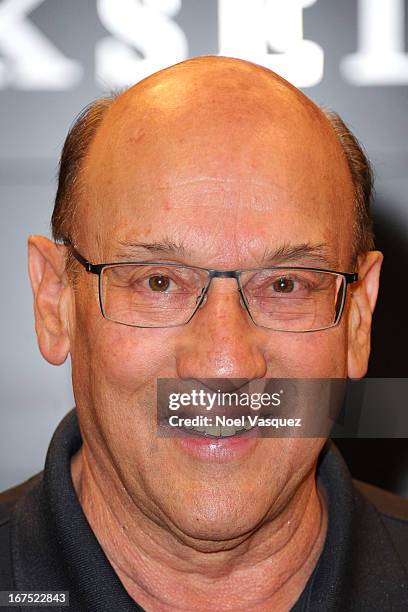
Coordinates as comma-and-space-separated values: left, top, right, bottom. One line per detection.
0, 474, 42, 589
0, 474, 42, 523
353, 478, 408, 521
353, 478, 408, 569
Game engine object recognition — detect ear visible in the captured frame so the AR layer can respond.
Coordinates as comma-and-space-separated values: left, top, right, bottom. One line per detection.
27, 235, 72, 365
347, 250, 383, 379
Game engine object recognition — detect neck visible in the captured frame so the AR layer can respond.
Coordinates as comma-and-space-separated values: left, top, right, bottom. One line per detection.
71, 447, 327, 612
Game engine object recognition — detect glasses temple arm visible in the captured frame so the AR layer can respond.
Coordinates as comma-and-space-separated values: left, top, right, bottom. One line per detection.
62, 238, 94, 272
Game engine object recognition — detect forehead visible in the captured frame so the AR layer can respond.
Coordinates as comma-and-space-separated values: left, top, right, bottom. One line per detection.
79, 66, 355, 268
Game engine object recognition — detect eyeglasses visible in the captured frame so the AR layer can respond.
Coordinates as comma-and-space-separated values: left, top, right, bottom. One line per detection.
63, 239, 358, 332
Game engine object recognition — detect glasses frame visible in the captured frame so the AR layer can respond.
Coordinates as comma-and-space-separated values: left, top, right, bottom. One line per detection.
63, 239, 358, 332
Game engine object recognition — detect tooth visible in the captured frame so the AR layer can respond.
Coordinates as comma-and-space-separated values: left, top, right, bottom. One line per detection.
244, 418, 253, 430
219, 425, 236, 437
182, 421, 254, 438
205, 425, 221, 437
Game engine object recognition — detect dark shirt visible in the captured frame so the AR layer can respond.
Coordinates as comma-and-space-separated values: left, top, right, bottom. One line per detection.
0, 409, 407, 611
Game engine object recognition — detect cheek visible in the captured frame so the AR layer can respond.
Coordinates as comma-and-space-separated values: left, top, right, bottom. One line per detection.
95, 326, 177, 389
264, 325, 348, 377
73, 282, 178, 393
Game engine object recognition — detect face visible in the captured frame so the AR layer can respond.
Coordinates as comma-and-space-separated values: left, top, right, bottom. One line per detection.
30, 60, 382, 547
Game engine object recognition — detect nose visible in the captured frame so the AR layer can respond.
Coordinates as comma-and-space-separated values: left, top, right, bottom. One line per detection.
175, 277, 268, 381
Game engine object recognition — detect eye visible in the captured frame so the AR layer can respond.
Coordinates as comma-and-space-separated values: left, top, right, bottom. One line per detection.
272, 277, 295, 293
148, 275, 171, 292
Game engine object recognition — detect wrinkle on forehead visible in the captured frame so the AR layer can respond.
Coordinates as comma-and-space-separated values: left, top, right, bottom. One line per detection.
127, 176, 284, 192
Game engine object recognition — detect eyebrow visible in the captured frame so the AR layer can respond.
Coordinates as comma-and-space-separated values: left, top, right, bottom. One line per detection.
260, 242, 337, 268
116, 238, 187, 259
115, 239, 336, 268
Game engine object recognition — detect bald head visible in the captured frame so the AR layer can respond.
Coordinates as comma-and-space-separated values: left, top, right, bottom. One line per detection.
52, 56, 374, 263
106, 54, 320, 122
85, 55, 338, 183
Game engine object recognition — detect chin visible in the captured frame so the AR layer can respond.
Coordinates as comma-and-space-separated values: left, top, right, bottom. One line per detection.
163, 488, 269, 547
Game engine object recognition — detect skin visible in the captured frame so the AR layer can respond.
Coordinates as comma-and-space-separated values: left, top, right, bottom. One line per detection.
27, 57, 383, 611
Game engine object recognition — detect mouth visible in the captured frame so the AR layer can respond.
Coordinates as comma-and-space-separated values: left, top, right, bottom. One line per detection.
171, 423, 260, 462
157, 412, 274, 461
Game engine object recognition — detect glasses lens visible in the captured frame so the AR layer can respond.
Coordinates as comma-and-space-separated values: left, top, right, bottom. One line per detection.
240, 269, 345, 332
100, 264, 207, 327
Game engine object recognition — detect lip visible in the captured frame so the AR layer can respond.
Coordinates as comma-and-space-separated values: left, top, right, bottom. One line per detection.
160, 423, 260, 461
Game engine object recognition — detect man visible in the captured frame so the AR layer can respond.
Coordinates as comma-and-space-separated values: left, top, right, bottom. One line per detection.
0, 56, 407, 611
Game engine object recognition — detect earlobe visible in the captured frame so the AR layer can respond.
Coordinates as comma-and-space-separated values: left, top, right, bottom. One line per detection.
347, 250, 384, 379
27, 235, 72, 366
